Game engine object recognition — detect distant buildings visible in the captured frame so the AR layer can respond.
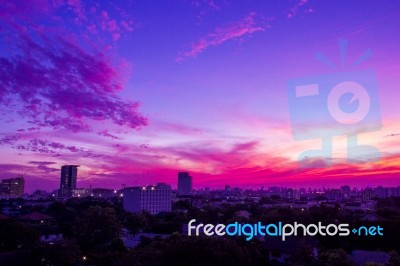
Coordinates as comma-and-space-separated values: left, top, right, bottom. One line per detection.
123, 183, 172, 214
72, 188, 91, 198
91, 188, 116, 199
326, 189, 343, 201
178, 172, 192, 196
59, 165, 78, 197
0, 176, 25, 197
31, 190, 48, 200
362, 189, 374, 202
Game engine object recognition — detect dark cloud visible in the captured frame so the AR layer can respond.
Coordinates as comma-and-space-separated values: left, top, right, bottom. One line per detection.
97, 130, 122, 140
0, 0, 146, 133
0, 135, 86, 154
386, 133, 400, 137
28, 161, 58, 172
28, 161, 56, 165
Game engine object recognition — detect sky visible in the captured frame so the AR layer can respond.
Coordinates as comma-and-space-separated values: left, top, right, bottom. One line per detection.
0, 0, 400, 192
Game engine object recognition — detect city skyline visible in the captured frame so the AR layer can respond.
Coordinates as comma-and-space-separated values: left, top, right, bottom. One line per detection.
3, 169, 400, 196
1, 1, 400, 193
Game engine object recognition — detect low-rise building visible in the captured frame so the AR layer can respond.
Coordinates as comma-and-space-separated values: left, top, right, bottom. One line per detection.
123, 183, 172, 214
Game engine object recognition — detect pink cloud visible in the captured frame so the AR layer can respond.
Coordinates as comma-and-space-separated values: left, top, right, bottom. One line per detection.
86, 24, 98, 34
189, 0, 225, 23
0, 1, 135, 47
151, 120, 203, 135
191, 0, 223, 11
287, 0, 311, 18
0, 1, 53, 20
16, 139, 86, 154
177, 12, 267, 61
120, 20, 134, 32
0, 134, 89, 155
3, 127, 400, 191
78, 149, 400, 190
0, 0, 144, 133
155, 140, 264, 173
0, 31, 147, 132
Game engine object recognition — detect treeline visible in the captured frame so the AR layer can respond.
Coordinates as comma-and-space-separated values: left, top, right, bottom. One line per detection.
1, 197, 400, 265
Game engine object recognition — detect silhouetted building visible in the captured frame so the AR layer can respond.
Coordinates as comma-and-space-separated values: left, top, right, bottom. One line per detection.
0, 176, 25, 197
91, 188, 114, 199
123, 183, 172, 214
72, 188, 91, 198
59, 165, 78, 197
178, 172, 192, 196
362, 189, 373, 202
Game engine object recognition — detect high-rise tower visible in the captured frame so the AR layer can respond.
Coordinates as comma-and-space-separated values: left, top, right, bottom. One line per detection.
59, 165, 78, 197
178, 172, 192, 196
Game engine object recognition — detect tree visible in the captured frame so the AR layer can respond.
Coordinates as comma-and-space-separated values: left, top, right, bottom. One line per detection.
34, 240, 81, 266
0, 219, 38, 251
386, 251, 400, 266
317, 249, 356, 266
74, 205, 122, 251
116, 234, 268, 266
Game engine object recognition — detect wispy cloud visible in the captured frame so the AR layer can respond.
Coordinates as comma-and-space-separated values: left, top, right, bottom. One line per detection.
176, 12, 268, 61
0, 1, 136, 45
0, 134, 109, 161
190, 0, 223, 11
386, 133, 400, 137
150, 120, 203, 135
28, 161, 58, 172
97, 130, 122, 140
189, 0, 225, 23
287, 0, 313, 18
0, 1, 146, 134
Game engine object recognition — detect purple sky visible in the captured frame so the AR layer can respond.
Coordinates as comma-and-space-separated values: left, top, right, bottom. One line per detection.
0, 0, 400, 192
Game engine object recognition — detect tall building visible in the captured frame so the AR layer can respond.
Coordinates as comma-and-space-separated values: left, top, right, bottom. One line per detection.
178, 172, 192, 196
59, 165, 78, 197
123, 183, 172, 214
0, 176, 25, 197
